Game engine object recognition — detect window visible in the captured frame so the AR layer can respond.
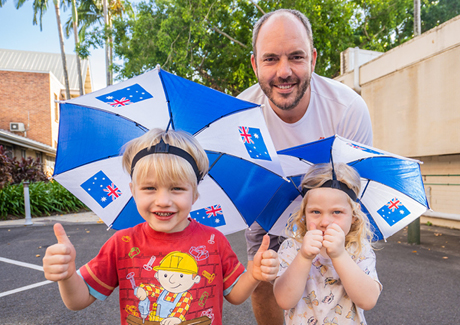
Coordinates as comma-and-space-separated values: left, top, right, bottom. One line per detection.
54, 94, 59, 122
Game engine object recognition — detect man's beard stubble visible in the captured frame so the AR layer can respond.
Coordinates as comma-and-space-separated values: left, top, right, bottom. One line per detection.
260, 75, 311, 111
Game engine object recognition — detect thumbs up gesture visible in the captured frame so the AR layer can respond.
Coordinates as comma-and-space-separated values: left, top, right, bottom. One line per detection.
252, 235, 279, 282
43, 223, 77, 282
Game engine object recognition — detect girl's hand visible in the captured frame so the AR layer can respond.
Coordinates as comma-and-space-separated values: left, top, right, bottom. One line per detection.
301, 223, 323, 260
322, 223, 346, 258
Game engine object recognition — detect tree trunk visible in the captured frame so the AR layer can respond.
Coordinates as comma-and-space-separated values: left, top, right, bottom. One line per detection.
53, 0, 71, 99
103, 0, 112, 86
72, 0, 84, 95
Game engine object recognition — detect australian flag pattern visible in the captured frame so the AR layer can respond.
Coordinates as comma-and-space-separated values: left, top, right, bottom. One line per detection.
377, 197, 411, 226
190, 204, 226, 228
238, 126, 271, 161
96, 83, 153, 107
81, 170, 122, 208
346, 142, 383, 155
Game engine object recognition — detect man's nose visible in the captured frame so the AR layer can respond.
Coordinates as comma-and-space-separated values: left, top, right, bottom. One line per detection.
276, 57, 292, 79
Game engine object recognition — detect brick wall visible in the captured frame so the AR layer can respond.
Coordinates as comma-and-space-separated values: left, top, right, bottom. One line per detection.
0, 70, 52, 146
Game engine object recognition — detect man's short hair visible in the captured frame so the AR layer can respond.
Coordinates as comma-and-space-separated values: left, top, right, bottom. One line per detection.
252, 9, 314, 60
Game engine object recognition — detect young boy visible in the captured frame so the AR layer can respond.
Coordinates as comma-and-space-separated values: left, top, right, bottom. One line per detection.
43, 128, 279, 325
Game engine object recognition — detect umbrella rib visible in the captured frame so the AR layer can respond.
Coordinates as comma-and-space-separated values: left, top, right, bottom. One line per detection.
62, 103, 150, 132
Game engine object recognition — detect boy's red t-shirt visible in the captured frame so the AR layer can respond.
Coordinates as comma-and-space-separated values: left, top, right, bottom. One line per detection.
78, 219, 245, 325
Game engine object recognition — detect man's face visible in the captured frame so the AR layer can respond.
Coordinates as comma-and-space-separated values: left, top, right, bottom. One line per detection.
251, 14, 317, 113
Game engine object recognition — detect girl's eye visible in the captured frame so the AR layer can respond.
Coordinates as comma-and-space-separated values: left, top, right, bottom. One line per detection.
144, 186, 155, 191
333, 210, 343, 215
172, 187, 185, 191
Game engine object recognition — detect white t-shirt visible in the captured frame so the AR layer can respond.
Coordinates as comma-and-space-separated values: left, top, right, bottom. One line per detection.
277, 238, 381, 325
237, 73, 373, 150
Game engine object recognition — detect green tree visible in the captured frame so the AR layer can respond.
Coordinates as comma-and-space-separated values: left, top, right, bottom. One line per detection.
109, 0, 459, 94
112, 0, 258, 95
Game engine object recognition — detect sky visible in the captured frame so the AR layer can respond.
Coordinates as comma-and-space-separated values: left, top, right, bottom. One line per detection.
0, 0, 107, 91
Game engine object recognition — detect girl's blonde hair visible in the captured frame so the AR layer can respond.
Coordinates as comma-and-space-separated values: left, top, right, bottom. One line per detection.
287, 162, 373, 257
122, 128, 209, 199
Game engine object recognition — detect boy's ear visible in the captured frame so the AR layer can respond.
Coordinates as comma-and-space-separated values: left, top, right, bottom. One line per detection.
193, 191, 199, 205
129, 182, 134, 196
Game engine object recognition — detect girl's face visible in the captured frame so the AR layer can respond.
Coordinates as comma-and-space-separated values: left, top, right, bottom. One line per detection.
304, 187, 356, 235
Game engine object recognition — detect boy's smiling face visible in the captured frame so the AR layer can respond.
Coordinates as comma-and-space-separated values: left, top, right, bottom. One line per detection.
130, 169, 197, 233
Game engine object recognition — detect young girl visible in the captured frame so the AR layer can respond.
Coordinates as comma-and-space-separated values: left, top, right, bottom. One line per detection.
273, 163, 382, 325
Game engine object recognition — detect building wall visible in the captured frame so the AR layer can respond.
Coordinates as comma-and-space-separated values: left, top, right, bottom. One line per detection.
336, 15, 460, 224
49, 73, 64, 149
361, 45, 460, 158
0, 70, 52, 146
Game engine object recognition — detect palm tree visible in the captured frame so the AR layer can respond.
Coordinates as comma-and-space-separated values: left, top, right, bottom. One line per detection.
71, 0, 84, 95
64, 0, 127, 87
11, 0, 73, 99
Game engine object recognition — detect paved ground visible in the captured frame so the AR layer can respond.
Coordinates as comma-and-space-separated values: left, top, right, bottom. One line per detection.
1, 212, 459, 324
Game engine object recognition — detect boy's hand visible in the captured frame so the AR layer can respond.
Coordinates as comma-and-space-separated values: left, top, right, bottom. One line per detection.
252, 235, 279, 282
43, 223, 76, 282
323, 223, 346, 258
301, 223, 323, 260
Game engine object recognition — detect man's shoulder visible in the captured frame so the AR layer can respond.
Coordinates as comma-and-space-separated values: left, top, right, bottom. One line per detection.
311, 73, 365, 107
237, 83, 266, 104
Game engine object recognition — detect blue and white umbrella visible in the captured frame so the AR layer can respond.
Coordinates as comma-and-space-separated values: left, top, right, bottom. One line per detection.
53, 66, 287, 234
255, 135, 429, 241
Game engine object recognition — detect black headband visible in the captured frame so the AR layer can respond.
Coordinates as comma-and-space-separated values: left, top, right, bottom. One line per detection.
130, 138, 203, 183
301, 179, 357, 201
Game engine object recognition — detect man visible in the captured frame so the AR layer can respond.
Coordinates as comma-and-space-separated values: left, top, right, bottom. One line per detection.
237, 9, 373, 325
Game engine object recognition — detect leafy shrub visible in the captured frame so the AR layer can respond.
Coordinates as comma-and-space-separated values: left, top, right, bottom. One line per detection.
0, 145, 48, 189
0, 180, 88, 218
0, 146, 13, 188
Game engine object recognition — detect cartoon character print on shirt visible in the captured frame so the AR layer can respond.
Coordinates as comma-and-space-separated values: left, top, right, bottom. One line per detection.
312, 258, 328, 276
307, 316, 318, 325
333, 304, 343, 315
323, 316, 339, 325
129, 251, 204, 324
324, 277, 340, 288
302, 291, 319, 309
322, 291, 335, 305
346, 304, 358, 321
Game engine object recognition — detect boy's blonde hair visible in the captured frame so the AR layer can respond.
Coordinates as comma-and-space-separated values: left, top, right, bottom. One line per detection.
122, 128, 209, 199
287, 162, 373, 257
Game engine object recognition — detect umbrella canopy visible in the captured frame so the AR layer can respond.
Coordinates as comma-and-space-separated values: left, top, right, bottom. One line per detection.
255, 135, 429, 241
53, 67, 287, 233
